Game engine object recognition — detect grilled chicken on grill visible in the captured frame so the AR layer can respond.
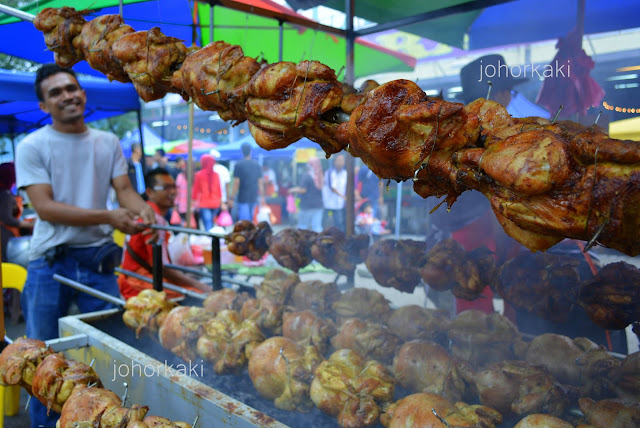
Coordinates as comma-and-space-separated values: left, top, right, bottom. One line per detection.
267, 228, 317, 271
57, 386, 149, 428
420, 239, 494, 299
393, 340, 473, 402
311, 349, 394, 428
513, 414, 574, 428
123, 289, 178, 338
111, 27, 188, 101
245, 60, 345, 155
311, 227, 369, 275
291, 280, 341, 316
579, 261, 640, 330
380, 393, 503, 428
447, 310, 526, 368
196, 310, 265, 374
32, 353, 102, 414
332, 288, 392, 323
282, 310, 336, 355
79, 14, 134, 82
33, 7, 87, 68
525, 333, 620, 396
224, 220, 272, 261
365, 239, 428, 292
158, 306, 215, 361
248, 336, 323, 412
387, 305, 450, 342
171, 41, 260, 123
135, 416, 192, 427
474, 360, 578, 417
240, 297, 286, 335
256, 268, 300, 305
494, 253, 585, 324
202, 288, 251, 314
609, 351, 640, 402
331, 318, 402, 365
578, 397, 640, 428
0, 338, 54, 390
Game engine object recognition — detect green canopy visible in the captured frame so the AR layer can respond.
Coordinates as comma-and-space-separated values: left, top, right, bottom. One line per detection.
0, 0, 147, 25
196, 2, 416, 78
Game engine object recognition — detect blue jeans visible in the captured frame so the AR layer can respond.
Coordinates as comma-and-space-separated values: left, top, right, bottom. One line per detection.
298, 208, 323, 232
199, 207, 221, 230
236, 202, 257, 222
21, 246, 120, 428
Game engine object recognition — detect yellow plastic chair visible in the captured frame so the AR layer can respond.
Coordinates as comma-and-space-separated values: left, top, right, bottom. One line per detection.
1, 263, 27, 422
113, 229, 126, 248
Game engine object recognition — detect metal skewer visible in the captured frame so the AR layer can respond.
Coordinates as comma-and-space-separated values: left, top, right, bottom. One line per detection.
115, 267, 207, 300
0, 4, 35, 22
53, 274, 126, 307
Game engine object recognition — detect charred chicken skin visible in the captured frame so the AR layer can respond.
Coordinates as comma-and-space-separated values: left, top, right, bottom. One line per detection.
282, 310, 336, 355
224, 220, 272, 261
331, 318, 402, 365
267, 228, 317, 271
380, 392, 503, 428
32, 353, 102, 414
0, 338, 54, 390
248, 336, 323, 412
578, 261, 640, 330
33, 7, 87, 68
365, 239, 428, 292
122, 289, 177, 338
311, 227, 369, 275
310, 349, 395, 428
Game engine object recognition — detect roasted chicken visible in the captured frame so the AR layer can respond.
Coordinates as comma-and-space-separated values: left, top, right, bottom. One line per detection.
474, 360, 578, 417
123, 289, 178, 338
310, 349, 395, 428
171, 41, 260, 123
311, 227, 369, 275
387, 305, 450, 342
578, 397, 640, 428
255, 268, 300, 305
447, 310, 526, 367
494, 252, 586, 323
224, 220, 272, 261
291, 280, 341, 316
79, 14, 134, 82
282, 310, 336, 355
331, 318, 402, 365
608, 351, 640, 401
0, 338, 54, 390
579, 261, 640, 330
267, 228, 317, 272
380, 392, 502, 428
111, 27, 188, 102
158, 306, 215, 361
245, 61, 344, 155
240, 297, 286, 335
196, 310, 265, 374
33, 7, 87, 67
32, 353, 102, 414
525, 333, 620, 396
365, 239, 428, 292
513, 414, 574, 428
248, 336, 323, 411
331, 288, 392, 323
202, 288, 251, 314
393, 340, 473, 402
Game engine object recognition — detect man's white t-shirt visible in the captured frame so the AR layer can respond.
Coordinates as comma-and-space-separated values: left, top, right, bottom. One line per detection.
213, 163, 231, 202
322, 168, 347, 210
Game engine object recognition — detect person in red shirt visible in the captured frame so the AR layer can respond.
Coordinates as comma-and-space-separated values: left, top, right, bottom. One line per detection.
118, 167, 210, 299
192, 154, 222, 231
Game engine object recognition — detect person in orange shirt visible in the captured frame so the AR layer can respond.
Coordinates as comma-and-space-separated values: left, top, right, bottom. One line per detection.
192, 154, 222, 231
118, 167, 210, 299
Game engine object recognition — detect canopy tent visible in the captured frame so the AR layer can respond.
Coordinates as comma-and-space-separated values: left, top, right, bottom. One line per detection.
0, 0, 416, 80
120, 123, 169, 158
0, 68, 140, 136
212, 136, 318, 161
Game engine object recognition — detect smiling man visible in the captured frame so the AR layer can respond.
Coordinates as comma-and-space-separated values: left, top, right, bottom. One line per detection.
15, 63, 156, 428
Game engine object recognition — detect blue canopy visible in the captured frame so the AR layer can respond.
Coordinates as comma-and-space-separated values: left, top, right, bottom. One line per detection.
0, 68, 140, 135
213, 136, 319, 161
120, 123, 168, 158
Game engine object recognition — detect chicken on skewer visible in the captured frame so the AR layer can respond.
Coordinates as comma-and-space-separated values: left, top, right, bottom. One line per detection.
311, 227, 369, 276
282, 310, 336, 355
513, 414, 574, 428
386, 305, 450, 342
365, 239, 428, 292
331, 318, 402, 365
33, 7, 87, 68
158, 306, 215, 361
225, 220, 272, 261
122, 289, 178, 338
290, 280, 341, 317
267, 228, 317, 272
578, 397, 640, 428
256, 268, 300, 305
332, 288, 392, 324
0, 338, 54, 391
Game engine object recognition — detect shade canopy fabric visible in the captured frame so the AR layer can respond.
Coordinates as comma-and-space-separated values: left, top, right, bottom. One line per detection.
120, 123, 169, 157
213, 136, 318, 161
0, 68, 140, 135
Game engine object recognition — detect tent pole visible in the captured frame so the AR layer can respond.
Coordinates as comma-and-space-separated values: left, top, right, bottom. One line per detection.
210, 3, 214, 41
186, 102, 195, 228
278, 20, 284, 62
344, 0, 355, 288
136, 109, 147, 168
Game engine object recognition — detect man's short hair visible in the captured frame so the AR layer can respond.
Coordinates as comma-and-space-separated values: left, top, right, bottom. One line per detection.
145, 167, 171, 189
131, 143, 141, 152
155, 148, 166, 157
35, 63, 79, 102
241, 143, 252, 157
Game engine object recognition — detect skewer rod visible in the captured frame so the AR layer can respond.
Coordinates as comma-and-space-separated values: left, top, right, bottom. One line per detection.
0, 4, 35, 22
115, 267, 207, 300
53, 274, 126, 307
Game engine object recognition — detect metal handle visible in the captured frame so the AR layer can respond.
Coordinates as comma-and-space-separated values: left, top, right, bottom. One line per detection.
53, 274, 126, 307
0, 4, 35, 22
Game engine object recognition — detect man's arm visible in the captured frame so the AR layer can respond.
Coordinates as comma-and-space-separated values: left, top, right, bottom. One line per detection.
231, 177, 240, 201
112, 175, 156, 226
25, 183, 145, 235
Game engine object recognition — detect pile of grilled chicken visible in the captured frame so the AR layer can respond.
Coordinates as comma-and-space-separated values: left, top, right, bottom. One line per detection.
117, 275, 640, 428
0, 338, 192, 427
34, 6, 640, 257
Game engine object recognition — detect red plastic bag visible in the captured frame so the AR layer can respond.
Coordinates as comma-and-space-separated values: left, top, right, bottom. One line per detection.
216, 210, 233, 227
286, 194, 297, 214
